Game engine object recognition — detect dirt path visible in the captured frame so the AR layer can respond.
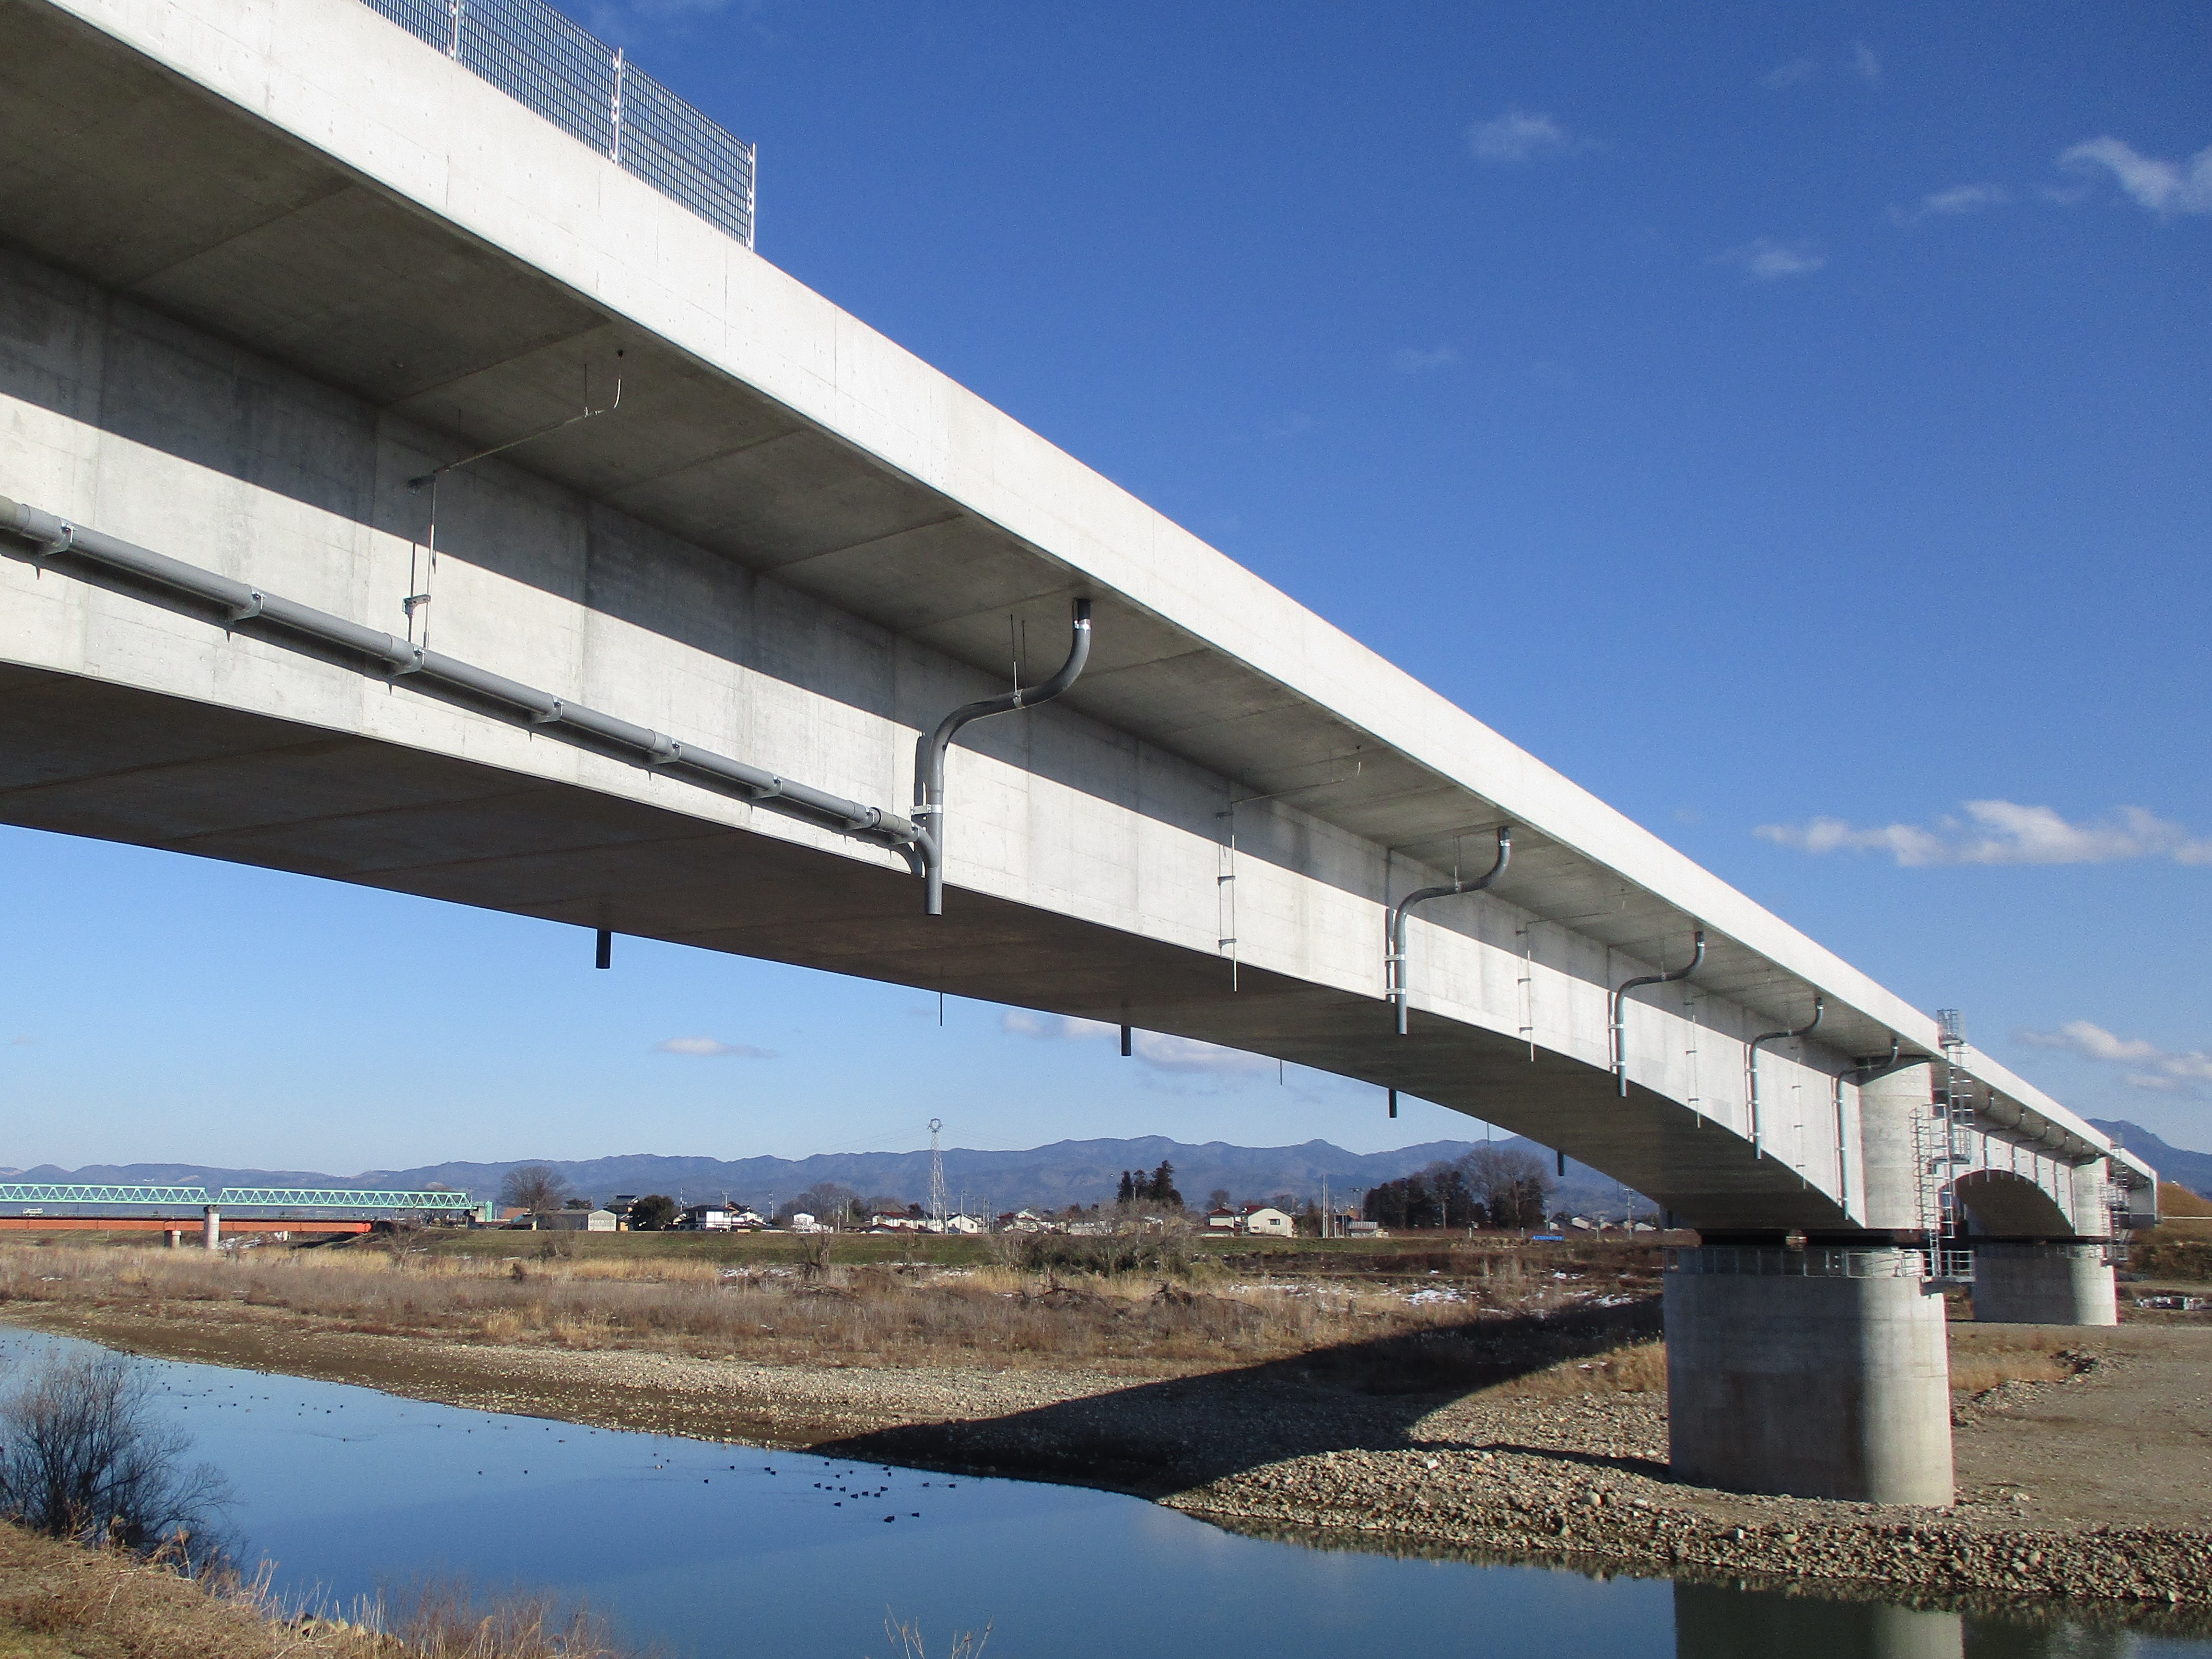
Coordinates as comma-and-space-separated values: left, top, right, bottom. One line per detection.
5, 1302, 2208, 1623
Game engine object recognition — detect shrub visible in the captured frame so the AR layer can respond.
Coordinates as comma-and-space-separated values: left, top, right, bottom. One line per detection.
0, 1351, 229, 1565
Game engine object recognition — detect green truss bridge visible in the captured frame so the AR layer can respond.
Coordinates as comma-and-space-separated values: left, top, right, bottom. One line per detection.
0, 1184, 489, 1220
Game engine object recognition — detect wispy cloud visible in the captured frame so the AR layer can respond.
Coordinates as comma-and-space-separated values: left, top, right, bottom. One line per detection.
1763, 46, 1881, 90
2017, 1020, 2212, 1094
1389, 345, 1460, 375
654, 1035, 778, 1058
1892, 182, 2012, 225
1757, 800, 2212, 867
1467, 109, 1586, 165
1000, 1010, 1273, 1078
1711, 238, 1826, 279
2058, 136, 2212, 217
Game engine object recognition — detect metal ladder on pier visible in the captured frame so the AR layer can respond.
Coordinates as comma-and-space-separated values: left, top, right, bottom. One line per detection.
1922, 1009, 1976, 1280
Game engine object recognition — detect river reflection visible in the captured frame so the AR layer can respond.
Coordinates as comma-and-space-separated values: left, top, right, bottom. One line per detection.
1674, 1580, 2137, 1658
0, 1329, 2196, 1658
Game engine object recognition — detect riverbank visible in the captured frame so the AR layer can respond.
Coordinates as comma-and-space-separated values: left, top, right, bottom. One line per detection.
0, 1520, 352, 1659
5, 1291, 2208, 1623
6, 1235, 2211, 1621
0, 1516, 641, 1659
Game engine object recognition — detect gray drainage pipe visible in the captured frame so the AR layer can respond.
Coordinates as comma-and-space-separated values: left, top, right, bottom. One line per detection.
0, 496, 923, 860
1385, 826, 1511, 1035
913, 599, 1092, 916
1747, 995, 1824, 1150
1609, 930, 1705, 1096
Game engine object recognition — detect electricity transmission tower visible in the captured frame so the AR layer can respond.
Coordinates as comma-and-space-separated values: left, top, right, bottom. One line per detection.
928, 1118, 950, 1229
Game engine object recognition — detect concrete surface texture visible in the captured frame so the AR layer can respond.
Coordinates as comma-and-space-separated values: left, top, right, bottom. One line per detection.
1664, 1249, 1956, 1507
1970, 1243, 2120, 1327
0, 0, 2152, 1242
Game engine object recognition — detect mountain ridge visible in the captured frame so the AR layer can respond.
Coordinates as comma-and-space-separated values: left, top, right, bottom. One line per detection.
9, 1135, 1644, 1216
2088, 1120, 2212, 1199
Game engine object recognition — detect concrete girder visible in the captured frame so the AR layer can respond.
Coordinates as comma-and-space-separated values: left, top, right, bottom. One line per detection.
0, 0, 2153, 1230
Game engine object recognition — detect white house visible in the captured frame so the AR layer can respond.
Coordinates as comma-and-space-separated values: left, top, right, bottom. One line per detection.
1237, 1205, 1295, 1237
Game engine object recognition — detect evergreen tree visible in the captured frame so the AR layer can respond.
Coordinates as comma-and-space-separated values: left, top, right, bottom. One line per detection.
1145, 1161, 1180, 1207
1116, 1170, 1135, 1205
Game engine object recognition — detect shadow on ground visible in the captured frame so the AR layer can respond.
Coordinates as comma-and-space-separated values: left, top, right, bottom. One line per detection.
814, 1295, 1664, 1497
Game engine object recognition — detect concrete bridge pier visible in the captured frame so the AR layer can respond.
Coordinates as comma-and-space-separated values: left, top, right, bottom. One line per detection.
1969, 1241, 2117, 1327
1665, 1246, 1954, 1506
201, 1206, 220, 1252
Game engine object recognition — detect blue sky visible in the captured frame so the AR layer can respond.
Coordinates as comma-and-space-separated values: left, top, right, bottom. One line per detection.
5, 2, 2208, 1173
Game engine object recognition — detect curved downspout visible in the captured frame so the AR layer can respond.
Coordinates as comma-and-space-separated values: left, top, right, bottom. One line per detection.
1747, 996, 1824, 1152
914, 599, 1092, 916
1386, 827, 1511, 1034
1609, 931, 1705, 1096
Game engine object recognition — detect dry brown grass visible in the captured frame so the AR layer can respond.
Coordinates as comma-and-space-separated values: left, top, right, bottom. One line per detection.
1484, 1337, 1669, 1398
0, 1519, 638, 1658
1947, 1325, 2089, 1393
2157, 1182, 2212, 1219
0, 1239, 1638, 1381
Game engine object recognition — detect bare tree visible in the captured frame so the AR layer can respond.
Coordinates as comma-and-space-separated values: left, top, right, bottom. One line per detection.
1458, 1144, 1554, 1229
497, 1164, 569, 1221
0, 1351, 229, 1565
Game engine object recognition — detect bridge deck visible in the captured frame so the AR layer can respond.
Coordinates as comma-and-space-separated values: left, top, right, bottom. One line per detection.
0, 0, 2151, 1222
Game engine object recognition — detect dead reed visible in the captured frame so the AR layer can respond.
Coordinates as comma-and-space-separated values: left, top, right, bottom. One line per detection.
0, 1237, 1640, 1381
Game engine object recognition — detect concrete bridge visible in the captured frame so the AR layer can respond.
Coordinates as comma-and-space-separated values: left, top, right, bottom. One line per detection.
0, 0, 2156, 1508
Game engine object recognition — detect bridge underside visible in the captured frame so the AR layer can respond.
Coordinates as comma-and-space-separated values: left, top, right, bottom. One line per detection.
0, 659, 1833, 1234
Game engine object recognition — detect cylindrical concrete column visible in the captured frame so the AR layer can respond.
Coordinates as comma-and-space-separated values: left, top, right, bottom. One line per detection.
1855, 1062, 1936, 1234
1970, 1241, 2116, 1326
163, 1229, 182, 1248
201, 1205, 220, 1251
1666, 1245, 1953, 1505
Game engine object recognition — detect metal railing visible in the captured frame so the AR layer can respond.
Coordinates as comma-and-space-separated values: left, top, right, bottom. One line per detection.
357, 0, 756, 249
1666, 1245, 1933, 1280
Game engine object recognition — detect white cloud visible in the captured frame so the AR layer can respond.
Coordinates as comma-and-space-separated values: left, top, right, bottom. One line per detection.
1764, 46, 1879, 90
1389, 345, 1460, 375
2017, 1020, 2212, 1094
1000, 1010, 1272, 1077
999, 1010, 1114, 1042
654, 1036, 778, 1058
2058, 136, 2212, 217
1711, 238, 1827, 279
1894, 182, 2011, 224
1467, 109, 1583, 164
1756, 800, 2212, 867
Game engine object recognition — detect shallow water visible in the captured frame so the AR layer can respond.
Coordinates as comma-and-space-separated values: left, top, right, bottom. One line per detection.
0, 1328, 2200, 1659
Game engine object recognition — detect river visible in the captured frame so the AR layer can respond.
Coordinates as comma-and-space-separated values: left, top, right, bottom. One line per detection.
0, 1329, 2200, 1658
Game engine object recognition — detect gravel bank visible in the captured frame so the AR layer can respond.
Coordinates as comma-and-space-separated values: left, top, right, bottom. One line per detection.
6, 1303, 2207, 1621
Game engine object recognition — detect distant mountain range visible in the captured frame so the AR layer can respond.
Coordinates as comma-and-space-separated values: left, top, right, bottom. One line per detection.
14, 1123, 2204, 1214
7, 1136, 1647, 1218
2089, 1121, 2212, 1198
